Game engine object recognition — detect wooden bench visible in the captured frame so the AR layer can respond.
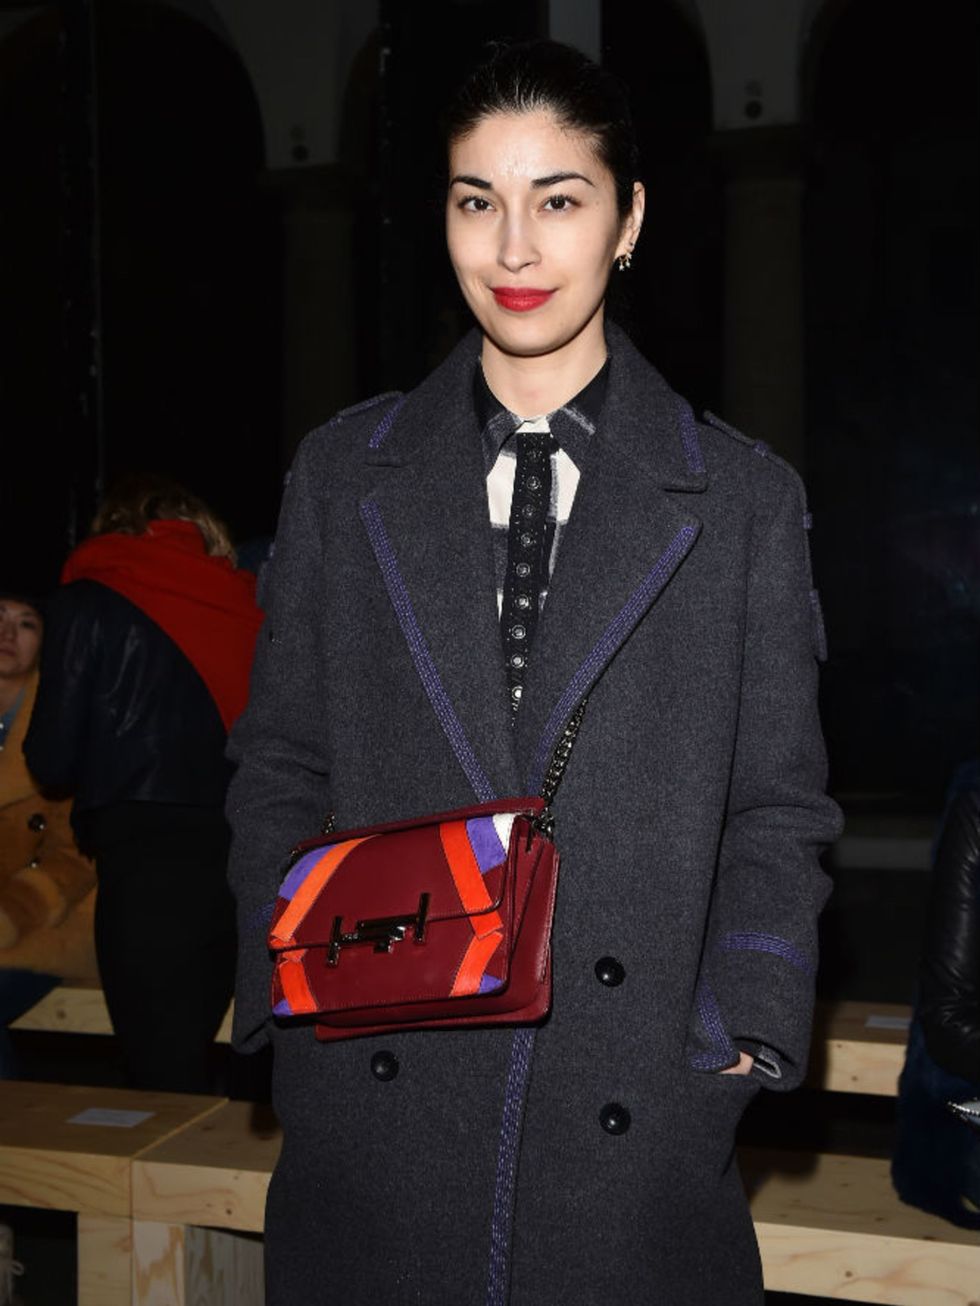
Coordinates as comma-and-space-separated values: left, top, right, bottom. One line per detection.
810, 999, 910, 1096
131, 1100, 276, 1305
127, 1100, 980, 1306
10, 982, 234, 1044
4, 1083, 973, 1304
0, 1081, 224, 1306
744, 1148, 980, 1303
12, 990, 911, 1097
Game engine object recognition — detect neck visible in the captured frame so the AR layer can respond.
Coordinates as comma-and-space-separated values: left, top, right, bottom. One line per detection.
480, 307, 607, 417
0, 675, 27, 717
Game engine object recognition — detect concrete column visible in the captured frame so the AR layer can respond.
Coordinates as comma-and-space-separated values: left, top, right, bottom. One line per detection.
276, 167, 358, 463
719, 126, 805, 471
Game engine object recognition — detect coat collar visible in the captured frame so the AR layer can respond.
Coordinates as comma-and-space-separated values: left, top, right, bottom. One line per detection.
364, 322, 708, 494
360, 322, 707, 800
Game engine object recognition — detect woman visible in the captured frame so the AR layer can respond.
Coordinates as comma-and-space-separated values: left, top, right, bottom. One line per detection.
25, 478, 262, 1093
1, 591, 97, 1076
228, 41, 841, 1305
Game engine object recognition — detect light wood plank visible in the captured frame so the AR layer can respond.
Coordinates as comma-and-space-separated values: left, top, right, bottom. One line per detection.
811, 1001, 910, 1097
756, 1225, 980, 1303
745, 1150, 980, 1303
132, 1101, 280, 1233
10, 983, 234, 1043
0, 1082, 225, 1216
0, 1147, 132, 1217
77, 1213, 132, 1306
133, 1221, 185, 1306
185, 1227, 264, 1306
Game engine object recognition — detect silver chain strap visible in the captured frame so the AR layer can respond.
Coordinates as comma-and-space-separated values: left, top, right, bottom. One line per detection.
538, 695, 589, 820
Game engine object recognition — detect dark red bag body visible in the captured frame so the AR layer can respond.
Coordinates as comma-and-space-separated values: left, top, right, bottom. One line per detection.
268, 797, 560, 1041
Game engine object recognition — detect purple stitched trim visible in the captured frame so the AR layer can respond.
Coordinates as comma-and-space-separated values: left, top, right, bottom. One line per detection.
689, 977, 738, 1071
360, 500, 495, 802
486, 1026, 536, 1306
367, 395, 407, 449
529, 524, 698, 792
720, 931, 814, 976
678, 400, 706, 475
697, 978, 733, 1051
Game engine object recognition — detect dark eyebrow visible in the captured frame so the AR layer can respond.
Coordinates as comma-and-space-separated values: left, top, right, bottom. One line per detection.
449, 171, 596, 191
531, 171, 595, 189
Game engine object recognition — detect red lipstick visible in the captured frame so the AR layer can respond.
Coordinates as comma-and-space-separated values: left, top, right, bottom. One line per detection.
492, 287, 554, 312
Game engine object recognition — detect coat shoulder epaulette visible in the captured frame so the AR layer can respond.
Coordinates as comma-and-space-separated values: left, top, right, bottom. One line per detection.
299, 391, 406, 466
701, 412, 826, 660
701, 410, 804, 489
327, 391, 404, 428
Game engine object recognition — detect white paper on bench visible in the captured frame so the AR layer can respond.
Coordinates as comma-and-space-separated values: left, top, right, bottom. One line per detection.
67, 1107, 155, 1127
864, 1014, 912, 1031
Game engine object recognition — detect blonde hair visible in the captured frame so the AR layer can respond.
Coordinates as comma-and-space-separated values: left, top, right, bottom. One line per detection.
91, 474, 236, 562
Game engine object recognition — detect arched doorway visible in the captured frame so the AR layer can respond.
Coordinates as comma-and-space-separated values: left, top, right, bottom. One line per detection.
0, 0, 282, 590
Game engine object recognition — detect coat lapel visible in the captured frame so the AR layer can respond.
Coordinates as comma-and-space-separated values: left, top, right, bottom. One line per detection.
515, 327, 707, 793
360, 333, 521, 802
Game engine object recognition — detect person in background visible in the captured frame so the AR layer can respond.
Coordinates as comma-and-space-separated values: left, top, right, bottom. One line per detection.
0, 591, 97, 1077
24, 478, 263, 1093
893, 763, 980, 1227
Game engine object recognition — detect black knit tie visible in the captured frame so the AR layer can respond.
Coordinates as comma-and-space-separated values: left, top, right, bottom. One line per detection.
501, 429, 556, 718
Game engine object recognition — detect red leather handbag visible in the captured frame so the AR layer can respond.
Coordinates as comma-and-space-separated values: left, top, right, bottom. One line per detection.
267, 702, 586, 1041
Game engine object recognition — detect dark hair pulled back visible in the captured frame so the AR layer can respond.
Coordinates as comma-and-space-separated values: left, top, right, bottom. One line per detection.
444, 39, 639, 218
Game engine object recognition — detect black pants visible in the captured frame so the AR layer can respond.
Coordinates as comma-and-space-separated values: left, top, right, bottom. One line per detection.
86, 802, 237, 1093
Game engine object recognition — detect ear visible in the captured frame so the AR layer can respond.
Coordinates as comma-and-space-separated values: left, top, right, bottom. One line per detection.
615, 181, 646, 260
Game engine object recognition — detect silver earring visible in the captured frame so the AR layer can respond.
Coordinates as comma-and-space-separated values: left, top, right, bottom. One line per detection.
616, 252, 632, 272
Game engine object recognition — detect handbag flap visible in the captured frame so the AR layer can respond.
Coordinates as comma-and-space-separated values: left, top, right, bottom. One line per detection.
269, 810, 549, 1018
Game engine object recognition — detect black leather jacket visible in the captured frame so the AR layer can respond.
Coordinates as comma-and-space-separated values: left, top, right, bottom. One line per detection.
919, 786, 980, 1084
24, 581, 232, 848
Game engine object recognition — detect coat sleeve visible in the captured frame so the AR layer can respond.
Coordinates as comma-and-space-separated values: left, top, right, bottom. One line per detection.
918, 788, 980, 1084
689, 473, 843, 1090
225, 434, 334, 1052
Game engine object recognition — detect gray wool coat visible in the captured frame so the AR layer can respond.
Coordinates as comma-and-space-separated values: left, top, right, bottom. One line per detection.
226, 323, 842, 1306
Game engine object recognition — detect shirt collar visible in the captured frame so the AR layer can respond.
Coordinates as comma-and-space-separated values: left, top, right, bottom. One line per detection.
474, 357, 609, 473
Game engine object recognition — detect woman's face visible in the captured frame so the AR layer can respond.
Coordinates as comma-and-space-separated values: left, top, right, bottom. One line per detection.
0, 599, 42, 681
446, 110, 643, 362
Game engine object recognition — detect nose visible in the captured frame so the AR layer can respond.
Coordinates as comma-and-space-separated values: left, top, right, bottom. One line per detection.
498, 213, 539, 275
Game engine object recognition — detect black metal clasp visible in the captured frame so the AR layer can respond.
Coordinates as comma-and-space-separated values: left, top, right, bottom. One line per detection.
326, 893, 430, 968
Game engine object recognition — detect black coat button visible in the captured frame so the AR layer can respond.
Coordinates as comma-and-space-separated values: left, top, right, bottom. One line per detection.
594, 956, 625, 987
27, 812, 46, 833
599, 1102, 631, 1135
370, 1051, 399, 1082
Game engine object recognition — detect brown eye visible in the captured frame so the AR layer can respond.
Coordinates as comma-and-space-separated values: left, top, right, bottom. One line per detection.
543, 193, 578, 212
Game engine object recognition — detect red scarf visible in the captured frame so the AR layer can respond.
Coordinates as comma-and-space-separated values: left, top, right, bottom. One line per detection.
61, 521, 263, 731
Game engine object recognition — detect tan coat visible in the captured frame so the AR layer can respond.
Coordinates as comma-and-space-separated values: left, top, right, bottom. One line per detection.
0, 672, 97, 980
